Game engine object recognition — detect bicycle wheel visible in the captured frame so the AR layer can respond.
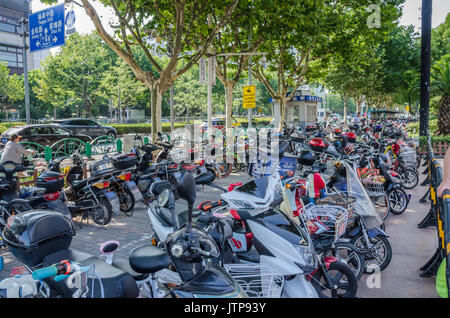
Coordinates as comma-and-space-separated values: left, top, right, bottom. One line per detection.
310, 261, 358, 298
217, 162, 232, 178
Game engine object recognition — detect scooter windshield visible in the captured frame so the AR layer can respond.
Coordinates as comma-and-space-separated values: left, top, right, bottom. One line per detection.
344, 162, 383, 229
235, 176, 269, 199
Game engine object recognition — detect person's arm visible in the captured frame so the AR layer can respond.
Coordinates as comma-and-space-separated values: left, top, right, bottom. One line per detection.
15, 143, 32, 156
437, 146, 450, 197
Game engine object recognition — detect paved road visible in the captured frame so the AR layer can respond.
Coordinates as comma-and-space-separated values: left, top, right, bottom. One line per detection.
0, 167, 441, 298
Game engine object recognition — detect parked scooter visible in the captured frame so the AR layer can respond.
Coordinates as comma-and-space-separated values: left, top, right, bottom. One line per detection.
0, 161, 62, 217
49, 153, 120, 226
1, 173, 247, 298
327, 161, 392, 273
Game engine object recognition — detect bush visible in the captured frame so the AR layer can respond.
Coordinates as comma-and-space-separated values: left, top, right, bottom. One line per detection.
111, 122, 187, 135
407, 119, 438, 137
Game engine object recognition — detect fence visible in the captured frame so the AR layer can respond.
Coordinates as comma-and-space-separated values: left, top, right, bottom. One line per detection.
418, 133, 449, 298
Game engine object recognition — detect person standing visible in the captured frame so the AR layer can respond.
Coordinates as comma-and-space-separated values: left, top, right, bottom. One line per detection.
437, 146, 450, 197
0, 134, 34, 164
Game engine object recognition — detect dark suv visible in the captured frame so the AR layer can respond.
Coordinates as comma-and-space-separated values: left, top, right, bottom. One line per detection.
53, 119, 117, 139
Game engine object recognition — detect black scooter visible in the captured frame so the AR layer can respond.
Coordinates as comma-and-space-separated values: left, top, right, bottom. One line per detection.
48, 153, 120, 226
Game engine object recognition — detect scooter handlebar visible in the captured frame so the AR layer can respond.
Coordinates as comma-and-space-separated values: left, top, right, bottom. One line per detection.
32, 266, 58, 280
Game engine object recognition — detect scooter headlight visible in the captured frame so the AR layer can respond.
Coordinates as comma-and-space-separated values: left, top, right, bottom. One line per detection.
229, 199, 255, 210
293, 244, 317, 273
157, 189, 170, 207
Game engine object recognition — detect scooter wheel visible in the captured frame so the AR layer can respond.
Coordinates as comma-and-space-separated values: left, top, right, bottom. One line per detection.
351, 234, 392, 273
310, 261, 358, 298
119, 188, 135, 216
388, 188, 409, 215
91, 197, 113, 225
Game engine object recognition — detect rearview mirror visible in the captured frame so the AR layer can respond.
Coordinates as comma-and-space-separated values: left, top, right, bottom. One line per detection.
177, 172, 196, 206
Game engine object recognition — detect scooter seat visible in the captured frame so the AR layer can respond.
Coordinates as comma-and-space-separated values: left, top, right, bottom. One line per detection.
112, 259, 149, 281
129, 245, 170, 274
42, 249, 139, 298
159, 207, 201, 227
71, 179, 88, 189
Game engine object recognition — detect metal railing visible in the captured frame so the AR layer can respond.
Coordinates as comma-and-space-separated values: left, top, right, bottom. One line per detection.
418, 132, 449, 298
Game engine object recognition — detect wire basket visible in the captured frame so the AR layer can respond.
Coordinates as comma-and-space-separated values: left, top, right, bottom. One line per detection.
224, 264, 284, 298
315, 194, 357, 208
399, 150, 416, 166
362, 179, 385, 197
300, 203, 348, 242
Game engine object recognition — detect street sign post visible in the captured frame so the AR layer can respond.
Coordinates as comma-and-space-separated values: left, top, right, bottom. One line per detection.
243, 85, 256, 109
29, 4, 65, 52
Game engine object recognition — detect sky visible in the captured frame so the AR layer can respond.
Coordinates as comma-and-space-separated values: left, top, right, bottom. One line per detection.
31, 0, 450, 40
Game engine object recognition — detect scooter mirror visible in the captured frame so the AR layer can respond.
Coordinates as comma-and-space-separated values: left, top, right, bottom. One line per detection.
177, 172, 196, 206
177, 172, 196, 230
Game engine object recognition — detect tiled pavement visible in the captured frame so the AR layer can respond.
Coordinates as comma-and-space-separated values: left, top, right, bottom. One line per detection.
0, 168, 442, 297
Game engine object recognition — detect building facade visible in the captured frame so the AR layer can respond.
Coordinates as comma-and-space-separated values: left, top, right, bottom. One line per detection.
0, 0, 31, 75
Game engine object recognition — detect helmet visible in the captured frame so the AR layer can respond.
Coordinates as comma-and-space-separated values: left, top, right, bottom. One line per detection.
298, 150, 315, 166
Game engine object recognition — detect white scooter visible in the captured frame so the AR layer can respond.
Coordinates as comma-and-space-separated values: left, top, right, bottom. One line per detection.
146, 169, 318, 297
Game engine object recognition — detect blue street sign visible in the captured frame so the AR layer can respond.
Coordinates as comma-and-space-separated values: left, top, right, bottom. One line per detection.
29, 4, 65, 52
65, 10, 75, 28
269, 95, 323, 103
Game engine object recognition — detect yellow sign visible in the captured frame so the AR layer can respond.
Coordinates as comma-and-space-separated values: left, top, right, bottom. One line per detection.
243, 85, 256, 109
406, 105, 410, 112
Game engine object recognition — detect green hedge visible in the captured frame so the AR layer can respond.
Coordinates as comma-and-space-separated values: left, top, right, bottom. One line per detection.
407, 120, 438, 138
419, 135, 450, 145
111, 122, 187, 135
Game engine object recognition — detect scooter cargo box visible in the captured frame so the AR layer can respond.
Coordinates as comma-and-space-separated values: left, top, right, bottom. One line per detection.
305, 125, 317, 132
90, 158, 115, 176
308, 137, 327, 152
2, 210, 75, 267
112, 153, 137, 170
36, 171, 65, 193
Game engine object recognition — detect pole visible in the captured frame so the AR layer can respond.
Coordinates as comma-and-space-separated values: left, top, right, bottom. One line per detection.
20, 18, 30, 124
419, 0, 432, 136
207, 57, 212, 130
170, 84, 174, 133
207, 15, 213, 133
248, 33, 252, 128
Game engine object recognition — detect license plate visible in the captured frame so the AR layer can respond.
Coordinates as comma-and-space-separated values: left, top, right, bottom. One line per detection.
104, 191, 120, 214
1, 138, 7, 144
126, 181, 143, 202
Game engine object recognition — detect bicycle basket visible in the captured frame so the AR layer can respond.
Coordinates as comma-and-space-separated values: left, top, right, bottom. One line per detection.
300, 203, 348, 242
399, 149, 416, 166
224, 264, 284, 298
315, 194, 357, 208
361, 179, 385, 197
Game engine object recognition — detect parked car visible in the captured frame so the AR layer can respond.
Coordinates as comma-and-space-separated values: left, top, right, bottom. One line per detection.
0, 124, 92, 146
199, 117, 241, 132
52, 119, 117, 139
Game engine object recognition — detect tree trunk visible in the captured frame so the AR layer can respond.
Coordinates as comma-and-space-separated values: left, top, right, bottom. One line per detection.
342, 97, 348, 122
279, 97, 287, 129
155, 90, 163, 133
151, 86, 158, 141
224, 81, 234, 130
